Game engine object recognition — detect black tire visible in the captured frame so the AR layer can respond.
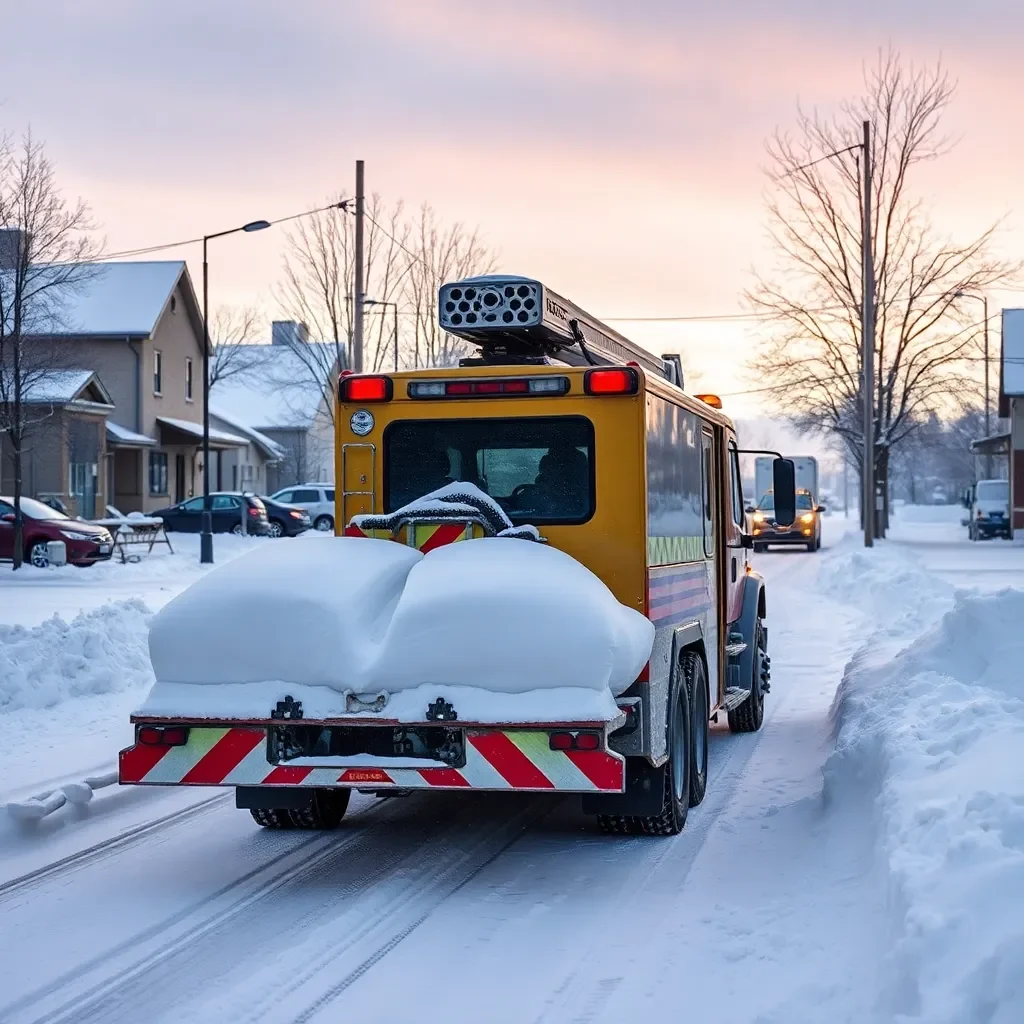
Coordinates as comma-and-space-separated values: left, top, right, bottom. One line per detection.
687, 654, 709, 807
753, 542, 766, 553
249, 807, 295, 829
27, 541, 50, 568
287, 788, 351, 829
729, 618, 766, 733
806, 542, 816, 553
314, 515, 334, 532
267, 519, 285, 538
595, 814, 644, 835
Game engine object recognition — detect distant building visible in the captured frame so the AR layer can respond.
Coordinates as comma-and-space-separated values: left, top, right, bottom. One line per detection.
996, 308, 1024, 536
210, 324, 341, 492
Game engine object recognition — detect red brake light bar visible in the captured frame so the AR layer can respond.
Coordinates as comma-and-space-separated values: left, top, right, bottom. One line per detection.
407, 377, 569, 399
584, 367, 639, 395
138, 725, 189, 747
340, 375, 393, 403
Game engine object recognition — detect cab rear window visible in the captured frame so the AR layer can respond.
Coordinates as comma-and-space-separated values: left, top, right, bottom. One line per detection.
383, 416, 595, 524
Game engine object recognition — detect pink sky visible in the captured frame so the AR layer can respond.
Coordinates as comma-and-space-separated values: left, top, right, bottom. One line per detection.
2, 0, 1022, 416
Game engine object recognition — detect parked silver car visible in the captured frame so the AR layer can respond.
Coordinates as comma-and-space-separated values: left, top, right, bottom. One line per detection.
269, 484, 336, 532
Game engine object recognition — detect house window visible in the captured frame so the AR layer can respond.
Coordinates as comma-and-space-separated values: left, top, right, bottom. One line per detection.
149, 451, 168, 495
153, 350, 163, 396
185, 357, 194, 402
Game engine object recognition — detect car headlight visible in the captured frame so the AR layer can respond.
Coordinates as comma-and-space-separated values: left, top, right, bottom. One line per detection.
752, 512, 765, 523
61, 530, 95, 541
799, 512, 815, 524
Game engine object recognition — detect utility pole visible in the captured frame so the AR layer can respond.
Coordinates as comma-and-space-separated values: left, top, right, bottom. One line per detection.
861, 119, 875, 548
353, 159, 366, 373
984, 293, 991, 478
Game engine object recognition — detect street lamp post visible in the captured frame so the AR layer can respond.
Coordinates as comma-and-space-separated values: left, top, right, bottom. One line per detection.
955, 289, 991, 476
364, 299, 399, 371
200, 219, 271, 564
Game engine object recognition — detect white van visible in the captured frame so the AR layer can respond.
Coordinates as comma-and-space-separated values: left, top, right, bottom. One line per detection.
965, 479, 1010, 540
269, 484, 335, 531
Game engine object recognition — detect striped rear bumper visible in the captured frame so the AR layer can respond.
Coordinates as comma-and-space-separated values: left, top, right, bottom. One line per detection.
119, 726, 625, 793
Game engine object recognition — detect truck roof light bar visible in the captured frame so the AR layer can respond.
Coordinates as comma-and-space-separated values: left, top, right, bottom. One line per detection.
408, 376, 570, 399
438, 275, 682, 383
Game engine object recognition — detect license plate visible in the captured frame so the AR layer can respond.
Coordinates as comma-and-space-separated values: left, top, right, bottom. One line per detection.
99, 544, 111, 553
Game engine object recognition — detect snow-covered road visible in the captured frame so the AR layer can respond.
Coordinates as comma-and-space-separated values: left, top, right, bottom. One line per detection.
2, 510, 1022, 1023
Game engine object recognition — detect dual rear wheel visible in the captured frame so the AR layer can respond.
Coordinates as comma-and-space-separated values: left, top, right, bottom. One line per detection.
250, 788, 351, 830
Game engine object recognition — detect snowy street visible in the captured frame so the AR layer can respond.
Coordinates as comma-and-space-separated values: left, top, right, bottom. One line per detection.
2, 510, 1023, 1023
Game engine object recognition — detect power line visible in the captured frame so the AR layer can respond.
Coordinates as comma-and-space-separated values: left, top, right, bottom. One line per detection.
88, 199, 352, 264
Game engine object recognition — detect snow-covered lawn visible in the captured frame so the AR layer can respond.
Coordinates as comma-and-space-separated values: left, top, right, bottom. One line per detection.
1, 506, 1023, 1023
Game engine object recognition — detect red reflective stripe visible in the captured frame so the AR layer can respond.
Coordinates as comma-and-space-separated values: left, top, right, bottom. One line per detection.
418, 523, 466, 553
261, 765, 314, 785
119, 742, 172, 783
566, 750, 624, 791
469, 733, 554, 789
181, 730, 264, 785
418, 767, 470, 787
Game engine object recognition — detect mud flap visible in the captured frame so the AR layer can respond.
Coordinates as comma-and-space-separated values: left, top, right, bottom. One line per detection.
581, 757, 666, 817
236, 787, 314, 811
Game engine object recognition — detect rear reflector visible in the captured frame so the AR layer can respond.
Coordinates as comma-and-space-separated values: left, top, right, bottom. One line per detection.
408, 376, 569, 399
139, 726, 189, 747
549, 732, 574, 751
340, 375, 393, 403
584, 367, 639, 395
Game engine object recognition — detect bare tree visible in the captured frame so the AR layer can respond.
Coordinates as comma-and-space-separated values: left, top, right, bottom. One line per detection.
403, 203, 495, 369
748, 52, 1018, 526
273, 196, 493, 423
0, 131, 99, 569
209, 304, 262, 387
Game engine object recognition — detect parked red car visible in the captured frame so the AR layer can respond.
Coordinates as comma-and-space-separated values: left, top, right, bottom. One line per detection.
0, 496, 114, 568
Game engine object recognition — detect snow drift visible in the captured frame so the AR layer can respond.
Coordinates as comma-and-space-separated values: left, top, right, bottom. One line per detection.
142, 534, 653, 723
828, 587, 1024, 1023
0, 600, 153, 712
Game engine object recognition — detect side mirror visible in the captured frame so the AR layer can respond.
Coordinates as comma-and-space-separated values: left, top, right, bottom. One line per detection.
744, 504, 755, 514
772, 457, 797, 527
816, 504, 827, 513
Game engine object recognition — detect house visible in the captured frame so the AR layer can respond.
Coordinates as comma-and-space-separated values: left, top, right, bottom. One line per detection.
210, 321, 340, 492
997, 308, 1024, 536
208, 408, 285, 494
24, 259, 248, 513
0, 370, 114, 518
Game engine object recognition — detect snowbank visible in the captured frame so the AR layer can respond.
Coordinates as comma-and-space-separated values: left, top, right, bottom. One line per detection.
142, 535, 653, 721
828, 588, 1024, 1023
0, 600, 153, 712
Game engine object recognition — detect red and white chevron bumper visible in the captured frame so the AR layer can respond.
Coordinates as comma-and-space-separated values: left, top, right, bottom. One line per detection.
119, 726, 625, 793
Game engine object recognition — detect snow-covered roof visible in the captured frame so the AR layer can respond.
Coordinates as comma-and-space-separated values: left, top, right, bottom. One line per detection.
210, 343, 339, 429
106, 421, 158, 447
28, 261, 188, 338
1002, 309, 1024, 396
12, 369, 114, 407
156, 416, 248, 447
209, 407, 286, 461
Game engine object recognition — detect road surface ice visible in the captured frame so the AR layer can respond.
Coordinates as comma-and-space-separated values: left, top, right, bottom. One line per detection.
1, 507, 1023, 1023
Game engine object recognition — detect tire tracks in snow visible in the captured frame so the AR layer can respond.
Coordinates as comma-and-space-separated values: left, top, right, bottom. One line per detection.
0, 792, 229, 900
9, 792, 549, 1024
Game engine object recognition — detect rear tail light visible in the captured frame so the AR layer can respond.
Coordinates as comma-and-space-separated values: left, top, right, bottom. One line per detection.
548, 730, 602, 751
407, 376, 569, 399
138, 726, 189, 747
584, 367, 639, 395
340, 375, 393, 402
248, 507, 260, 516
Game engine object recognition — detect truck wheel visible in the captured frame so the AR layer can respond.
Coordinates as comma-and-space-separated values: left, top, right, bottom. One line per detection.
728, 618, 766, 733
687, 653, 709, 807
806, 542, 816, 553
753, 542, 766, 553
249, 808, 295, 829
288, 788, 351, 829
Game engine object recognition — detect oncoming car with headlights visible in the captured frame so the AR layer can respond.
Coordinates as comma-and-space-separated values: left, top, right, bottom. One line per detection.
750, 489, 821, 552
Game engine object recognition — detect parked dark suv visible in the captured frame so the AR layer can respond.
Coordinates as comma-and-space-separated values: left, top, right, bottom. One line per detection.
0, 496, 114, 567
151, 493, 270, 535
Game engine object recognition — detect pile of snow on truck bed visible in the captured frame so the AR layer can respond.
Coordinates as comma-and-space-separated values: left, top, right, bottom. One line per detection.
141, 534, 653, 722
